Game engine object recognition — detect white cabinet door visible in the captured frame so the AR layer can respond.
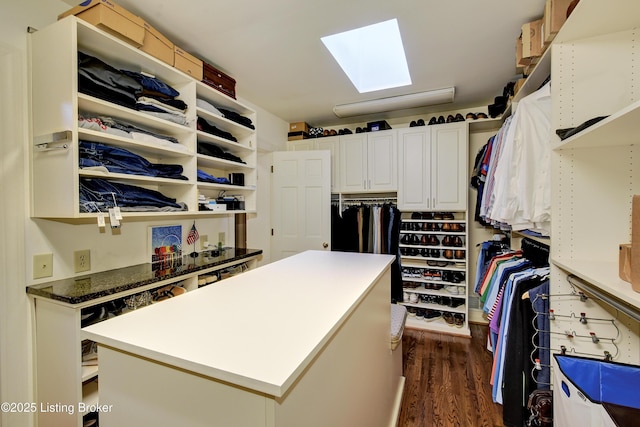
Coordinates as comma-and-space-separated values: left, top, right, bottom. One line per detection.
398, 128, 431, 211
431, 123, 467, 211
339, 131, 397, 193
397, 123, 467, 211
316, 136, 340, 193
367, 130, 397, 192
339, 133, 368, 192
287, 140, 316, 151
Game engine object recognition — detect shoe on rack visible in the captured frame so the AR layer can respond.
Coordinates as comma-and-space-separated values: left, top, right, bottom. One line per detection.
410, 120, 417, 127
451, 272, 466, 283
466, 112, 477, 120
441, 222, 451, 232
437, 116, 445, 124
443, 312, 455, 326
424, 310, 442, 322
444, 285, 460, 295
446, 114, 455, 123
454, 313, 465, 328
443, 212, 455, 220
454, 249, 465, 260
450, 298, 465, 308
430, 249, 441, 258
453, 236, 464, 247
417, 118, 425, 126
454, 113, 465, 122
443, 249, 454, 259
428, 117, 437, 125
442, 236, 453, 247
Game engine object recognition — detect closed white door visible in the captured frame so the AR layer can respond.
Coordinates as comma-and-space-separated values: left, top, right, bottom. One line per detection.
316, 136, 340, 193
367, 130, 397, 192
431, 123, 468, 211
271, 150, 331, 261
397, 127, 431, 211
339, 133, 367, 192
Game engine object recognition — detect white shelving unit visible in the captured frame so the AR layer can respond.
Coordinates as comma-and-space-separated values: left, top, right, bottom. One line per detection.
546, 0, 640, 364
30, 16, 257, 223
398, 212, 470, 337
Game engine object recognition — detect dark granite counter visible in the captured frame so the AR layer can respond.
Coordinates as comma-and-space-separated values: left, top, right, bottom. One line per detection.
26, 248, 262, 305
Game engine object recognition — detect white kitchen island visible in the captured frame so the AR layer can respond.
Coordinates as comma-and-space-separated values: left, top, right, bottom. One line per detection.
82, 250, 404, 427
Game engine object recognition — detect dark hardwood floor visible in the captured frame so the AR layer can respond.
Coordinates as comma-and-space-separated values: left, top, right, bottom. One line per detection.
397, 323, 505, 427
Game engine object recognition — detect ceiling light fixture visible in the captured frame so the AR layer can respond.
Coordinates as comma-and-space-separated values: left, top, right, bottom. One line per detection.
332, 87, 455, 118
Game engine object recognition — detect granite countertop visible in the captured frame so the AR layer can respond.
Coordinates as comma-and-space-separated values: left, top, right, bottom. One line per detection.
26, 248, 262, 305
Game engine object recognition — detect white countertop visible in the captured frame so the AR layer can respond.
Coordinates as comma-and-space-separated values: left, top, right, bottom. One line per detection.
82, 250, 395, 397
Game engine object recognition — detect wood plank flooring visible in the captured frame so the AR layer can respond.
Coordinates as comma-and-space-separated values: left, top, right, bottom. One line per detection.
397, 323, 505, 427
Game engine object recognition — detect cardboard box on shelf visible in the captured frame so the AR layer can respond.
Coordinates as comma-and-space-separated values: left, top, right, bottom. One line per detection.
522, 18, 544, 60
620, 244, 632, 283
516, 35, 532, 68
632, 195, 640, 292
544, 0, 573, 44
58, 0, 145, 47
514, 78, 527, 96
140, 21, 174, 65
174, 46, 203, 80
289, 122, 310, 134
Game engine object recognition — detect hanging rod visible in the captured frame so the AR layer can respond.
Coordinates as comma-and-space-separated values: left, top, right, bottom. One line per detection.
567, 274, 640, 322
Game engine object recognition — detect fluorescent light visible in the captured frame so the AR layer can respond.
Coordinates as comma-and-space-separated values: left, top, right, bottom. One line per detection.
321, 19, 411, 93
333, 88, 455, 118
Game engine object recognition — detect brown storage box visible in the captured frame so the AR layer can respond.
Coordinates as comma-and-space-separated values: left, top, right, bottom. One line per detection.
632, 195, 640, 292
514, 78, 527, 96
140, 21, 174, 65
174, 46, 203, 80
202, 62, 237, 99
58, 0, 144, 47
544, 0, 573, 44
516, 35, 532, 68
522, 18, 544, 59
620, 244, 632, 283
289, 122, 310, 134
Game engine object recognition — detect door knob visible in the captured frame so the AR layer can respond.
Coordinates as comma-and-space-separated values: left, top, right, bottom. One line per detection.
322, 242, 329, 249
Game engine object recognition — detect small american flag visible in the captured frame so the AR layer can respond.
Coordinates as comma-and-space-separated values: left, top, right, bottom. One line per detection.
186, 223, 199, 245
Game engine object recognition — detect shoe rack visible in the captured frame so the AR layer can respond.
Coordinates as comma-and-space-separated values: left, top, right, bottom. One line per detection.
399, 211, 470, 337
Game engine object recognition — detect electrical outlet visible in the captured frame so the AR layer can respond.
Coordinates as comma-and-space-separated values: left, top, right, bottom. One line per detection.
218, 232, 225, 246
74, 249, 91, 273
200, 235, 209, 250
33, 253, 53, 279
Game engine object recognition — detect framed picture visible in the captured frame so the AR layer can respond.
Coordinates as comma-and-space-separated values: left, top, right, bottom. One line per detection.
149, 225, 182, 267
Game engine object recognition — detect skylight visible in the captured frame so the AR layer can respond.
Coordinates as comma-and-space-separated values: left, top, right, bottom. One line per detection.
321, 19, 412, 94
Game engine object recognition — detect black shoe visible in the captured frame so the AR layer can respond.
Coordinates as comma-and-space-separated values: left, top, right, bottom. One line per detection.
446, 114, 455, 123
417, 118, 425, 126
428, 117, 437, 125
437, 116, 445, 124
410, 120, 417, 127
454, 113, 464, 122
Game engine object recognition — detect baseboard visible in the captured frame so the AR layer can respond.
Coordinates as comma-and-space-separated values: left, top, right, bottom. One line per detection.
389, 376, 405, 427
469, 308, 488, 324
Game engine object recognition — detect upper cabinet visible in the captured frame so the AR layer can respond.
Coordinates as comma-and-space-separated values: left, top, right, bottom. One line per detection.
398, 122, 468, 212
30, 17, 257, 222
339, 130, 397, 193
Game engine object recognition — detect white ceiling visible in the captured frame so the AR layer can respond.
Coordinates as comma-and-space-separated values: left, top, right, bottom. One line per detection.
71, 0, 547, 126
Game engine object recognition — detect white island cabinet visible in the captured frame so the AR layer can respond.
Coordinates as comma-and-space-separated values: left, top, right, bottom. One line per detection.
82, 251, 403, 427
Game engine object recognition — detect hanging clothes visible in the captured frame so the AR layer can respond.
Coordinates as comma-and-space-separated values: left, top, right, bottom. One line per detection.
331, 202, 402, 302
